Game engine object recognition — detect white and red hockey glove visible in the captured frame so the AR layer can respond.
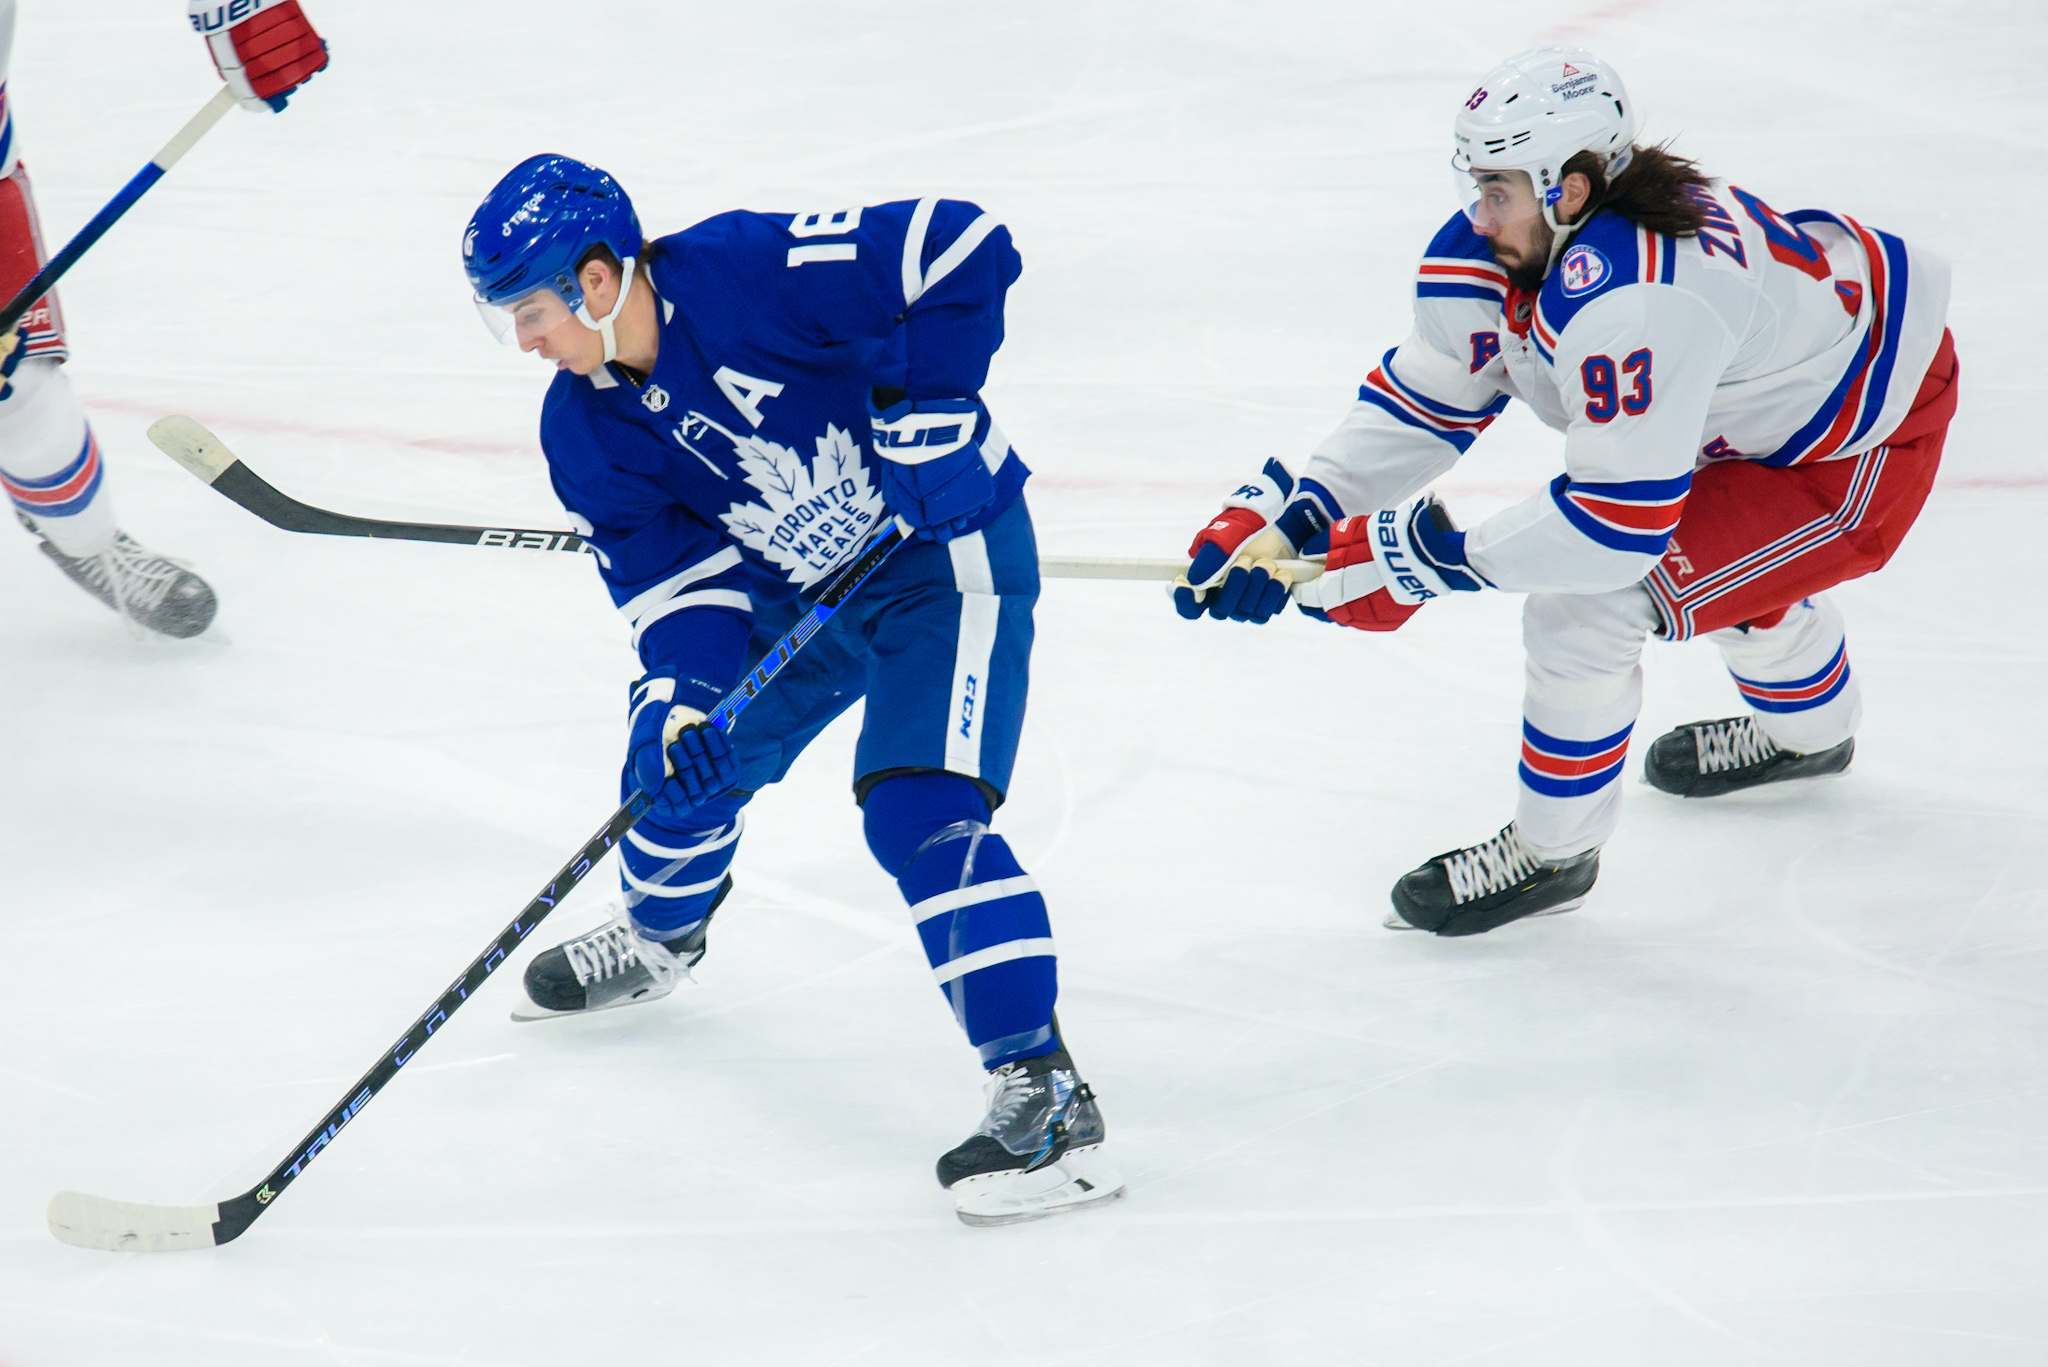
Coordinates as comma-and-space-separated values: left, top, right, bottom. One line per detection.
190, 0, 330, 113
1293, 497, 1486, 631
1174, 459, 1335, 624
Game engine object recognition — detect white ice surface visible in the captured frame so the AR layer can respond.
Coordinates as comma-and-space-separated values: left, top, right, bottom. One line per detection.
3, 1, 2046, 1362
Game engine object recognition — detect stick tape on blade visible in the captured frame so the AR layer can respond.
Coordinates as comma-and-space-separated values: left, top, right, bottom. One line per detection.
47, 1192, 220, 1252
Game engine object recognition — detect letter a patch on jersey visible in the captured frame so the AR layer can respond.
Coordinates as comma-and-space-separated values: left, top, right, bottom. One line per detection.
712, 366, 786, 429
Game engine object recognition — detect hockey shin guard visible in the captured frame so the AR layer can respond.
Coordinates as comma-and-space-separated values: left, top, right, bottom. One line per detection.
1515, 588, 1656, 858
619, 794, 744, 938
0, 360, 116, 556
865, 773, 1057, 1069
1710, 595, 1861, 754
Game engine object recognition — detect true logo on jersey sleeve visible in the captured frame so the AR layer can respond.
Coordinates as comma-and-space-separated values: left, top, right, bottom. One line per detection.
1560, 244, 1611, 297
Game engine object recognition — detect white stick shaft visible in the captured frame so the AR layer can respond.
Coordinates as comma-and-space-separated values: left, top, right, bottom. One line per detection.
151, 86, 239, 171
1038, 555, 1324, 583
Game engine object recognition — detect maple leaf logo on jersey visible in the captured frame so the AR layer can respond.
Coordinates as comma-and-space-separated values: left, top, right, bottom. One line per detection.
719, 425, 886, 588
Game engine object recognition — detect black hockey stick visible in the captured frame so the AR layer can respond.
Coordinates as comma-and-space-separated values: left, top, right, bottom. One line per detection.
46, 516, 913, 1252
146, 415, 593, 554
147, 415, 1324, 583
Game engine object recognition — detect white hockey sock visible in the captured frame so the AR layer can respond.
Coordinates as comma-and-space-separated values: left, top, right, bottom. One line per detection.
0, 359, 117, 557
1514, 586, 1659, 859
1709, 595, 1861, 755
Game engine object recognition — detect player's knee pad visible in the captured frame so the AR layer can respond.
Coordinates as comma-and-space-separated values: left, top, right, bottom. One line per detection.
620, 810, 743, 937
860, 770, 991, 877
1523, 586, 1658, 682
0, 356, 77, 435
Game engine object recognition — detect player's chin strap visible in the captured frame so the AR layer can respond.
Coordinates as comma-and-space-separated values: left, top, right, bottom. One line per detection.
575, 255, 638, 365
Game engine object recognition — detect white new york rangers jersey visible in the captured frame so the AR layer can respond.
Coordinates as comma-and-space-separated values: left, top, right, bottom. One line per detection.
1296, 182, 1951, 594
1, 0, 19, 180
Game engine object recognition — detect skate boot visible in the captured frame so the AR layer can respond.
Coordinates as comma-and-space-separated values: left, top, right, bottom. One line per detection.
23, 514, 217, 639
938, 1043, 1125, 1226
512, 877, 731, 1022
1388, 822, 1598, 936
1644, 715, 1854, 798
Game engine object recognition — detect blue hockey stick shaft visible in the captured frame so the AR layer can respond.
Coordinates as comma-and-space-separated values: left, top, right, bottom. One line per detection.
0, 85, 238, 336
707, 516, 910, 733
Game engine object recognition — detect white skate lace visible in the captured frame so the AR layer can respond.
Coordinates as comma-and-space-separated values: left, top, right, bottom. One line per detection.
87, 533, 188, 620
978, 1064, 1044, 1138
1443, 825, 1543, 905
564, 910, 680, 989
1693, 716, 1779, 774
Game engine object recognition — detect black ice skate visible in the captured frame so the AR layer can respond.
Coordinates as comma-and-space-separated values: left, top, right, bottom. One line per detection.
1644, 715, 1854, 798
23, 514, 217, 639
512, 878, 731, 1022
938, 1044, 1125, 1226
1388, 822, 1599, 937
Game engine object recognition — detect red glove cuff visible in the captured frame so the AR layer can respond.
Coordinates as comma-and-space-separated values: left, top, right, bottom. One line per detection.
1323, 516, 1420, 632
1187, 506, 1265, 560
231, 2, 328, 99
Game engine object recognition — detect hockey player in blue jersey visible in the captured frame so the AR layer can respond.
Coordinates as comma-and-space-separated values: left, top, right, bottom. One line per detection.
462, 156, 1120, 1224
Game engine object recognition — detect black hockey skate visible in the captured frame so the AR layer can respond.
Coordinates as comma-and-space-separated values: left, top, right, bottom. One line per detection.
1644, 715, 1854, 798
513, 877, 731, 1021
1388, 822, 1599, 936
938, 1044, 1125, 1226
23, 513, 217, 639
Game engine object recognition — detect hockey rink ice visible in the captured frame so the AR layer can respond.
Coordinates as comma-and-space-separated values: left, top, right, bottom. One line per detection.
3, 1, 2044, 1362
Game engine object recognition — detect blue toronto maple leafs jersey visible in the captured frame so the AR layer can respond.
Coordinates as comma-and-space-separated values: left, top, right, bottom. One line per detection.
539, 198, 1029, 712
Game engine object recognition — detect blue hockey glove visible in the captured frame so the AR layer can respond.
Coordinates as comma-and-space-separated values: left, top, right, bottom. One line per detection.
627, 676, 739, 816
869, 394, 996, 543
0, 325, 24, 402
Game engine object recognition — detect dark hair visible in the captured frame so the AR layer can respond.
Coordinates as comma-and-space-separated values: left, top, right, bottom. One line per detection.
1562, 143, 1712, 237
575, 242, 623, 277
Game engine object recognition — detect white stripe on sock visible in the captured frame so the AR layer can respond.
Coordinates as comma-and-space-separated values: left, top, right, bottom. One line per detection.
910, 874, 1039, 925
931, 936, 1056, 986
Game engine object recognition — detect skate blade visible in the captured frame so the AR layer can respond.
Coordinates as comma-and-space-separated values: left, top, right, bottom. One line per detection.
951, 1147, 1126, 1227
508, 979, 684, 1022
1381, 896, 1587, 933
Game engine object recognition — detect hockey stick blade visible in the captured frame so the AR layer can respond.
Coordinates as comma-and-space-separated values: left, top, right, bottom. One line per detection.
47, 1191, 223, 1253
45, 524, 911, 1252
146, 416, 593, 554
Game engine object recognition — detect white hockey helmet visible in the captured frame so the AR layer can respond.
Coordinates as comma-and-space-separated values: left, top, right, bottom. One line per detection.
1453, 46, 1637, 238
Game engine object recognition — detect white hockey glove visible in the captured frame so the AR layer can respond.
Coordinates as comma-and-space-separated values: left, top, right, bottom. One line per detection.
1293, 498, 1485, 631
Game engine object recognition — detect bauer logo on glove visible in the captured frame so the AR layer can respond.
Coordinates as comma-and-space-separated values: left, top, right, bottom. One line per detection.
1292, 497, 1488, 631
191, 0, 330, 113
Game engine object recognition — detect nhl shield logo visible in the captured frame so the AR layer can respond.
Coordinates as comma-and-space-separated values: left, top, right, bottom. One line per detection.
642, 384, 670, 413
1560, 244, 1610, 297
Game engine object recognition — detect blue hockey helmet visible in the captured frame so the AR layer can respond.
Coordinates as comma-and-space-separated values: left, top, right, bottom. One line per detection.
463, 154, 644, 354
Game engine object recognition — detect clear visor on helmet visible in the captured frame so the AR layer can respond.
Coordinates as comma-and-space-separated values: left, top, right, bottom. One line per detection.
474, 286, 576, 346
1454, 159, 1545, 235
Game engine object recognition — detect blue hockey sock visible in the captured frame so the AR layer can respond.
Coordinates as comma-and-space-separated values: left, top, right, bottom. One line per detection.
621, 804, 743, 938
864, 773, 1058, 1068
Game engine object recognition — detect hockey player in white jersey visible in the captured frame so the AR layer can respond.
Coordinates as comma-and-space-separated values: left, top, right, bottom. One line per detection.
1175, 46, 1957, 936
0, 0, 325, 636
